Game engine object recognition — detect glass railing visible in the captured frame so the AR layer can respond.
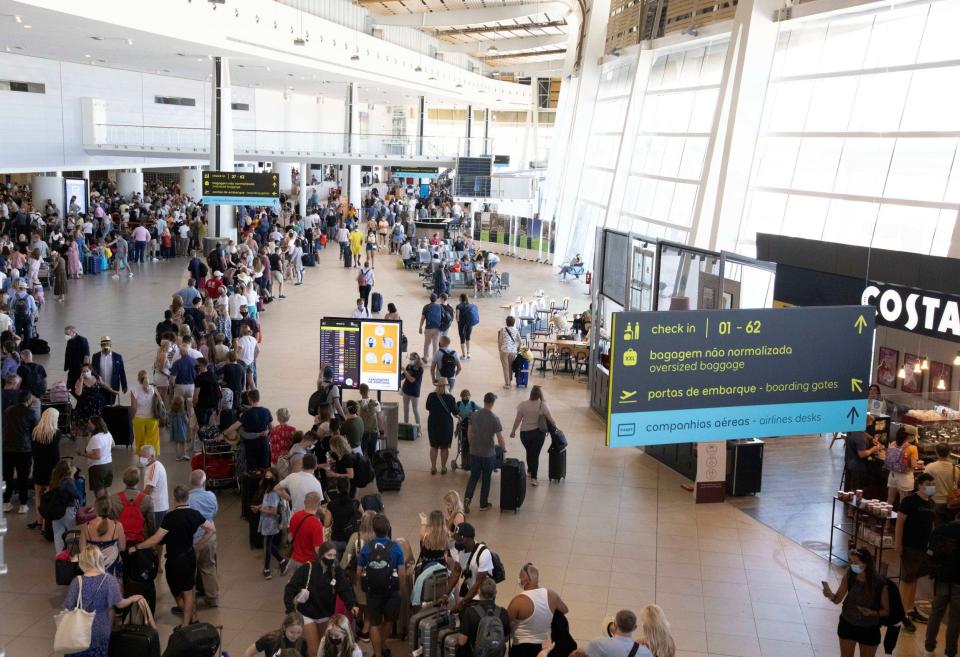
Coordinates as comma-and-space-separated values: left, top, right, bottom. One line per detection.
94, 124, 490, 159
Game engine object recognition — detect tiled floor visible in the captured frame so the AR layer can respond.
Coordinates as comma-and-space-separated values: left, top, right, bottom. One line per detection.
0, 248, 941, 657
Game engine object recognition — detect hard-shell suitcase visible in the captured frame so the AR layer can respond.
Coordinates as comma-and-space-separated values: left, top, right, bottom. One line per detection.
442, 628, 459, 657
398, 423, 420, 441
344, 249, 353, 268
103, 405, 133, 446
109, 623, 161, 657
409, 607, 450, 657
302, 252, 316, 267
515, 360, 530, 388
500, 457, 527, 513
162, 621, 220, 657
549, 449, 567, 483
371, 292, 383, 313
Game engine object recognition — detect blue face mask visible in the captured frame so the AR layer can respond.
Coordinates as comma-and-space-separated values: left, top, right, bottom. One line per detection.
851, 564, 864, 575
924, 485, 937, 498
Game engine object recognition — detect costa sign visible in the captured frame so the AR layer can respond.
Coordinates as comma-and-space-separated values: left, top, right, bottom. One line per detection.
862, 284, 960, 342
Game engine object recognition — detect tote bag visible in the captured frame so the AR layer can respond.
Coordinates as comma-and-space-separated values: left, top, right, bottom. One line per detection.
53, 575, 102, 653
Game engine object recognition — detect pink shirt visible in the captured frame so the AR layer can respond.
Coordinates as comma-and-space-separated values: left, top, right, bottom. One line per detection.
132, 226, 150, 241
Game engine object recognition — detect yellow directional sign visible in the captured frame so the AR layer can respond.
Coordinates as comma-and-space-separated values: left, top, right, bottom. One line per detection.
851, 378, 863, 393
854, 315, 868, 334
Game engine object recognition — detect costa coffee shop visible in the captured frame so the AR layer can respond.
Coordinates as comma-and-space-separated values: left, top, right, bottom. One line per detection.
757, 234, 960, 454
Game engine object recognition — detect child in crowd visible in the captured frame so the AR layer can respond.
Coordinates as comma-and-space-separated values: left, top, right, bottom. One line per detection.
169, 394, 189, 461
250, 467, 288, 580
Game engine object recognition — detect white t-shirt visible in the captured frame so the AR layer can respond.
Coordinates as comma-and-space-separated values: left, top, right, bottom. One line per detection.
228, 293, 247, 320
278, 471, 324, 512
86, 432, 114, 466
457, 543, 494, 592
236, 335, 257, 365
131, 385, 156, 418
144, 460, 169, 512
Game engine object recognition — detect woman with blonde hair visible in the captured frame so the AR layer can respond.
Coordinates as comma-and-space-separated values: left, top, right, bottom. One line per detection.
341, 510, 377, 642
130, 369, 161, 455
442, 490, 466, 533
640, 605, 675, 657
243, 611, 307, 657
61, 546, 144, 657
79, 497, 126, 577
153, 339, 173, 405
318, 613, 362, 657
416, 509, 450, 574
30, 407, 63, 530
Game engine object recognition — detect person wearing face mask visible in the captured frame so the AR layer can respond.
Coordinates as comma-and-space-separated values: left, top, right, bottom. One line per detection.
285, 541, 360, 657
252, 467, 289, 579
351, 297, 371, 319
74, 364, 110, 438
508, 563, 569, 657
91, 336, 128, 406
822, 547, 889, 656
139, 444, 169, 528
244, 611, 309, 657
896, 472, 937, 633
62, 324, 90, 392
318, 613, 363, 657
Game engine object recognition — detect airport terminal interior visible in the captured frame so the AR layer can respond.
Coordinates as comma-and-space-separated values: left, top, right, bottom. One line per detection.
1, 0, 960, 656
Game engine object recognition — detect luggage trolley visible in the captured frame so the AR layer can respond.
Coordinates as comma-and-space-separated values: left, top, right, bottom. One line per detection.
198, 426, 239, 491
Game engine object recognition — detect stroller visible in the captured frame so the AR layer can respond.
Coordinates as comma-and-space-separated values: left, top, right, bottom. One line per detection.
451, 417, 471, 471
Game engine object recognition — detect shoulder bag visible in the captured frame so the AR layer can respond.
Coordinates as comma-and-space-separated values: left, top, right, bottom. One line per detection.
293, 561, 313, 605
53, 575, 104, 653
537, 400, 550, 433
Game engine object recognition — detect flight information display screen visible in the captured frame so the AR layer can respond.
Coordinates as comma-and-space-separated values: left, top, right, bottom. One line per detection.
319, 317, 361, 388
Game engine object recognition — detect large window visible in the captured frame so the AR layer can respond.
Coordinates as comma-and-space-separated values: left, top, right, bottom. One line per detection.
736, 0, 960, 257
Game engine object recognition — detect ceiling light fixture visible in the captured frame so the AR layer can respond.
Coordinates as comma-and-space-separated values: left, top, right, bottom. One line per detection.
487, 45, 498, 54
954, 351, 960, 366
914, 360, 922, 374
415, 65, 422, 72
13, 15, 21, 23
922, 356, 930, 371
938, 378, 947, 391
897, 366, 906, 380
22, 24, 31, 29
350, 54, 360, 61
293, 37, 306, 46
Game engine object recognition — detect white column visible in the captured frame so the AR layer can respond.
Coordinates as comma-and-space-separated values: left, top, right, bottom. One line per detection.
347, 83, 361, 208
691, 0, 781, 251
209, 56, 236, 239
32, 173, 64, 213
117, 169, 144, 198
299, 161, 308, 215
81, 170, 90, 181
277, 162, 294, 195
180, 166, 202, 201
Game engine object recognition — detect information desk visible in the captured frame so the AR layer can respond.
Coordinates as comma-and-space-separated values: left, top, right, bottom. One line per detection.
415, 217, 455, 238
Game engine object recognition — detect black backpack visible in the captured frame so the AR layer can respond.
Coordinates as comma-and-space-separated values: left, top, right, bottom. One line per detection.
439, 349, 457, 378
39, 488, 67, 521
353, 455, 376, 488
439, 305, 454, 331
12, 295, 29, 320
362, 540, 398, 595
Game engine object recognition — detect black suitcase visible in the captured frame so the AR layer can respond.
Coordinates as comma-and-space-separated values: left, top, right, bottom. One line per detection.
109, 623, 160, 657
162, 622, 220, 657
303, 253, 316, 267
371, 292, 383, 313
103, 405, 133, 446
500, 457, 526, 513
373, 448, 405, 492
122, 578, 157, 614
548, 449, 567, 483
344, 249, 352, 268
398, 423, 419, 441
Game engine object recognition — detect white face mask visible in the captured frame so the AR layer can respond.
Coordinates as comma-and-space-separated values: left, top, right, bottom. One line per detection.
64, 334, 72, 341
138, 456, 149, 466
82, 371, 92, 379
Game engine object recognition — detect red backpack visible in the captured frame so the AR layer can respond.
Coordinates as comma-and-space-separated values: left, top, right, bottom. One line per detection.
117, 491, 147, 543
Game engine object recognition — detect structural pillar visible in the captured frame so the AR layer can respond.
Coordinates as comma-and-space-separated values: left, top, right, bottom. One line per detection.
277, 162, 294, 195
346, 83, 361, 208
209, 56, 236, 239
416, 96, 426, 157
32, 172, 65, 212
466, 105, 473, 157
117, 169, 144, 198
299, 161, 309, 215
180, 166, 203, 201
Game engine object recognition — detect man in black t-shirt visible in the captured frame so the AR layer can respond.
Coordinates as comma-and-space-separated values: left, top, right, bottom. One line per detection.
843, 431, 879, 490
896, 472, 937, 632
219, 351, 246, 411
131, 485, 215, 628
458, 578, 510, 657
193, 358, 221, 429
226, 389, 273, 469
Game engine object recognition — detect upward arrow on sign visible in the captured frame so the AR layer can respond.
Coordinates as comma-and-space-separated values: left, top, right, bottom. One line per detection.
851, 378, 863, 393
854, 315, 868, 334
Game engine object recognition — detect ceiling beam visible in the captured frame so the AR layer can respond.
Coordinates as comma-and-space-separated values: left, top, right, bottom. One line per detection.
369, 3, 571, 28
433, 20, 567, 37
489, 60, 566, 74
437, 33, 567, 54
482, 48, 566, 60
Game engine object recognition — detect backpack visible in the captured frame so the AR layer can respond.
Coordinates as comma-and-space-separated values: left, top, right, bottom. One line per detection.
885, 443, 910, 474
468, 544, 506, 584
439, 349, 457, 378
39, 488, 67, 521
362, 540, 398, 595
474, 606, 506, 657
308, 383, 335, 416
439, 305, 454, 332
12, 295, 29, 320
358, 399, 379, 429
468, 303, 480, 327
353, 455, 376, 488
425, 303, 442, 329
117, 491, 147, 543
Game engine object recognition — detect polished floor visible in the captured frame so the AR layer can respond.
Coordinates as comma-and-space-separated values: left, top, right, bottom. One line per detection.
0, 247, 941, 657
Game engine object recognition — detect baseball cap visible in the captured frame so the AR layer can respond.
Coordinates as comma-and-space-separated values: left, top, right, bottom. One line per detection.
454, 522, 476, 539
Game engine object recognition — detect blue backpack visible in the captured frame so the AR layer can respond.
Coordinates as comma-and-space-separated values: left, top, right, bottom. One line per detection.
425, 303, 442, 329
468, 303, 480, 327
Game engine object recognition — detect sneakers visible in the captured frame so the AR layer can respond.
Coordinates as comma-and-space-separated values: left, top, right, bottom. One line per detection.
279, 559, 290, 575
111, 274, 119, 279
128, 271, 134, 277
531, 479, 539, 487
479, 503, 493, 511
910, 609, 929, 624
903, 617, 917, 633
464, 498, 471, 514
17, 505, 28, 514
2, 503, 11, 513
263, 569, 272, 580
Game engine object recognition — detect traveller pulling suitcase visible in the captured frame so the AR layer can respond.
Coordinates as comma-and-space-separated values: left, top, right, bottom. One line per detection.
548, 448, 567, 483
499, 457, 526, 513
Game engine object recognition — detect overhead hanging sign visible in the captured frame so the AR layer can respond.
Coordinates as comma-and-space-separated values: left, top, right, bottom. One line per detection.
393, 166, 439, 179
320, 317, 361, 389
862, 283, 960, 342
359, 320, 402, 391
606, 306, 874, 447
202, 171, 280, 207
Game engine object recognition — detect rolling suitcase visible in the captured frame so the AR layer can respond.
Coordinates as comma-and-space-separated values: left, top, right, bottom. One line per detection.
109, 624, 160, 657
515, 360, 530, 388
302, 252, 316, 267
548, 449, 567, 483
162, 622, 220, 657
500, 457, 526, 513
408, 607, 450, 657
102, 405, 133, 446
398, 423, 420, 441
371, 292, 383, 313
438, 627, 459, 657
344, 248, 352, 268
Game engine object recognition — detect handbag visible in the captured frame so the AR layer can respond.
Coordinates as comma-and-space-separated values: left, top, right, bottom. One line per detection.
53, 575, 103, 653
152, 389, 169, 428
293, 562, 313, 605
537, 400, 549, 433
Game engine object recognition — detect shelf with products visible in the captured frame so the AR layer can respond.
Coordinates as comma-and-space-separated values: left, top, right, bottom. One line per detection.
828, 493, 898, 575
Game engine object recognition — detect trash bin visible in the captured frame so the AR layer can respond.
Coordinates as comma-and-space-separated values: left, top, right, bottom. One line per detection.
382, 402, 399, 450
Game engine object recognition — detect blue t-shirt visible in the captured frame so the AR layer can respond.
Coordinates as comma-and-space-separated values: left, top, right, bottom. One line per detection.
357, 536, 405, 568
169, 355, 197, 385
241, 406, 273, 434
